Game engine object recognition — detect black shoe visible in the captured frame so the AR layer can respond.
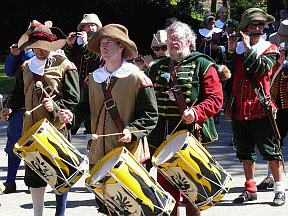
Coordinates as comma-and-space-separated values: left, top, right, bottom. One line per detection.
273, 192, 285, 206
257, 178, 275, 190
3, 183, 16, 194
233, 191, 257, 203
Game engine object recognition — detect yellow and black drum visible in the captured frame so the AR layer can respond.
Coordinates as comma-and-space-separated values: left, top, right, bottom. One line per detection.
152, 130, 232, 211
13, 118, 88, 195
86, 147, 175, 216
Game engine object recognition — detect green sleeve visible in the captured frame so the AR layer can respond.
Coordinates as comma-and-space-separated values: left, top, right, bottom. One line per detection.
125, 86, 158, 140
69, 84, 91, 129
242, 48, 277, 75
52, 69, 80, 118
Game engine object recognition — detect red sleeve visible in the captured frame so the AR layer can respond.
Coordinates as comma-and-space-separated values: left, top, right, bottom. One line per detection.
192, 66, 223, 121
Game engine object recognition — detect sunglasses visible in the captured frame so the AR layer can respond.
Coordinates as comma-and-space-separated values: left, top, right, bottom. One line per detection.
152, 46, 167, 51
248, 23, 265, 29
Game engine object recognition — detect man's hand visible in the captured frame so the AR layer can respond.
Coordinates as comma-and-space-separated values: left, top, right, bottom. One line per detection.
118, 129, 132, 143
67, 32, 78, 46
77, 31, 88, 44
1, 108, 12, 121
58, 109, 74, 124
227, 32, 240, 52
182, 108, 196, 124
240, 31, 251, 51
10, 45, 20, 56
42, 98, 53, 112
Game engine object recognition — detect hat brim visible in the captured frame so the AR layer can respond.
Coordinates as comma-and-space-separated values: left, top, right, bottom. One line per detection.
236, 9, 274, 32
270, 33, 288, 48
23, 39, 67, 51
88, 25, 138, 60
18, 27, 67, 51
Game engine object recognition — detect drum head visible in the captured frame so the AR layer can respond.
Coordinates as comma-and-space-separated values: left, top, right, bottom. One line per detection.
90, 151, 122, 184
155, 132, 187, 166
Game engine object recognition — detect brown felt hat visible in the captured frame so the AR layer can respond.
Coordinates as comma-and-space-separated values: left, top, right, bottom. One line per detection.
18, 25, 67, 51
88, 24, 138, 60
237, 8, 275, 32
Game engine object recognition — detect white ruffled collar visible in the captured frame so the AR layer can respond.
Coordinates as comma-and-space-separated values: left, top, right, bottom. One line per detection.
236, 38, 272, 55
199, 27, 222, 38
93, 61, 140, 83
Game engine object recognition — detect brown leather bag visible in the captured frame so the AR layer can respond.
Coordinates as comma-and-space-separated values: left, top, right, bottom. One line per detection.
224, 95, 234, 119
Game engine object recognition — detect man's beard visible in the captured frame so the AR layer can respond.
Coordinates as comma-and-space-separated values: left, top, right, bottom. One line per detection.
169, 46, 190, 61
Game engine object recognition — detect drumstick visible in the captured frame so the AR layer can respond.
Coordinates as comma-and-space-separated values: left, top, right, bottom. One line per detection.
25, 95, 56, 116
35, 81, 72, 124
0, 94, 4, 110
167, 99, 198, 140
91, 130, 147, 140
35, 81, 62, 111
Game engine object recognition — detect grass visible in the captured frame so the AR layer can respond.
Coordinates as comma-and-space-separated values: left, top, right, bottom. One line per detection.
0, 63, 15, 94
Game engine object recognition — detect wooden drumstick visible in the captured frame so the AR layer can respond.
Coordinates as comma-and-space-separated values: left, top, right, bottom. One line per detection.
0, 94, 4, 110
35, 81, 72, 124
25, 95, 56, 116
35, 81, 61, 111
167, 99, 198, 140
91, 130, 147, 140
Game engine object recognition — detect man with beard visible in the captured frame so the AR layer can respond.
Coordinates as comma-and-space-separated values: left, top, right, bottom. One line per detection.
147, 21, 224, 216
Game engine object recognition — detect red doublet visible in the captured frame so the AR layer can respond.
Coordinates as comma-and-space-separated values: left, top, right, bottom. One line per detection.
232, 45, 278, 121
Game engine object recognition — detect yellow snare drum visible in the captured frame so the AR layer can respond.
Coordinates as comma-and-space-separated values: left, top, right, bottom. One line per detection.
152, 130, 232, 211
14, 118, 88, 195
86, 147, 175, 216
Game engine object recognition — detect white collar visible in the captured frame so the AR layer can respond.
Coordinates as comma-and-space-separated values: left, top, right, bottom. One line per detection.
236, 38, 272, 55
92, 60, 140, 83
199, 27, 222, 38
215, 20, 225, 29
27, 50, 66, 76
28, 56, 47, 76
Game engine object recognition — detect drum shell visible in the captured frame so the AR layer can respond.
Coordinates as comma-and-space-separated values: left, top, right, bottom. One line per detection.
86, 147, 175, 215
152, 130, 232, 211
14, 118, 88, 195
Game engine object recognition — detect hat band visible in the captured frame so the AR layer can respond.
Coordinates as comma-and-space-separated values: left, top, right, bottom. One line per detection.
28, 31, 57, 42
277, 32, 288, 38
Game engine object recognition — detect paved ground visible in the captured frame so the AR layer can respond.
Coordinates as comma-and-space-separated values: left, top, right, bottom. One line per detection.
0, 100, 287, 215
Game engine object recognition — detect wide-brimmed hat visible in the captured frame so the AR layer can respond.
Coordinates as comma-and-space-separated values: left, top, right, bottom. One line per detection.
270, 20, 288, 48
237, 8, 274, 32
88, 24, 138, 60
18, 25, 67, 51
77, 14, 102, 31
151, 30, 167, 48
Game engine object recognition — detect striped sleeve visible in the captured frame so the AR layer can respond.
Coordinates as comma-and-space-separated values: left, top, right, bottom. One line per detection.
242, 44, 280, 76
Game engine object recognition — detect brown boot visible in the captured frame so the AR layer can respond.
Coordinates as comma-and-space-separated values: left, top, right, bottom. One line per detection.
185, 202, 201, 216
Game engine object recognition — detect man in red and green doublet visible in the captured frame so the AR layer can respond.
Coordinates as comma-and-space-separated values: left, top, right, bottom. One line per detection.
225, 37, 285, 204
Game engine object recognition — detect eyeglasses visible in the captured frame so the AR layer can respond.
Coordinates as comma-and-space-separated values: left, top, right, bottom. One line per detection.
248, 23, 265, 29
152, 46, 167, 51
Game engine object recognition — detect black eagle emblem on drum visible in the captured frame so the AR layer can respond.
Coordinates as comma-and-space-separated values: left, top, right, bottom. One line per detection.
171, 172, 190, 192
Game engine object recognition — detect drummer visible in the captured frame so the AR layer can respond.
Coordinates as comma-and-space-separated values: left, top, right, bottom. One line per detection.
1, 25, 80, 216
147, 21, 225, 216
58, 24, 158, 213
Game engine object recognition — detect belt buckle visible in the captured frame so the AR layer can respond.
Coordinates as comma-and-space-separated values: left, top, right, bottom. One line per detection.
105, 98, 116, 110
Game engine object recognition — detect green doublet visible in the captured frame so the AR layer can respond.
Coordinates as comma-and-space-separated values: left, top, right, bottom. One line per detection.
148, 53, 218, 147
